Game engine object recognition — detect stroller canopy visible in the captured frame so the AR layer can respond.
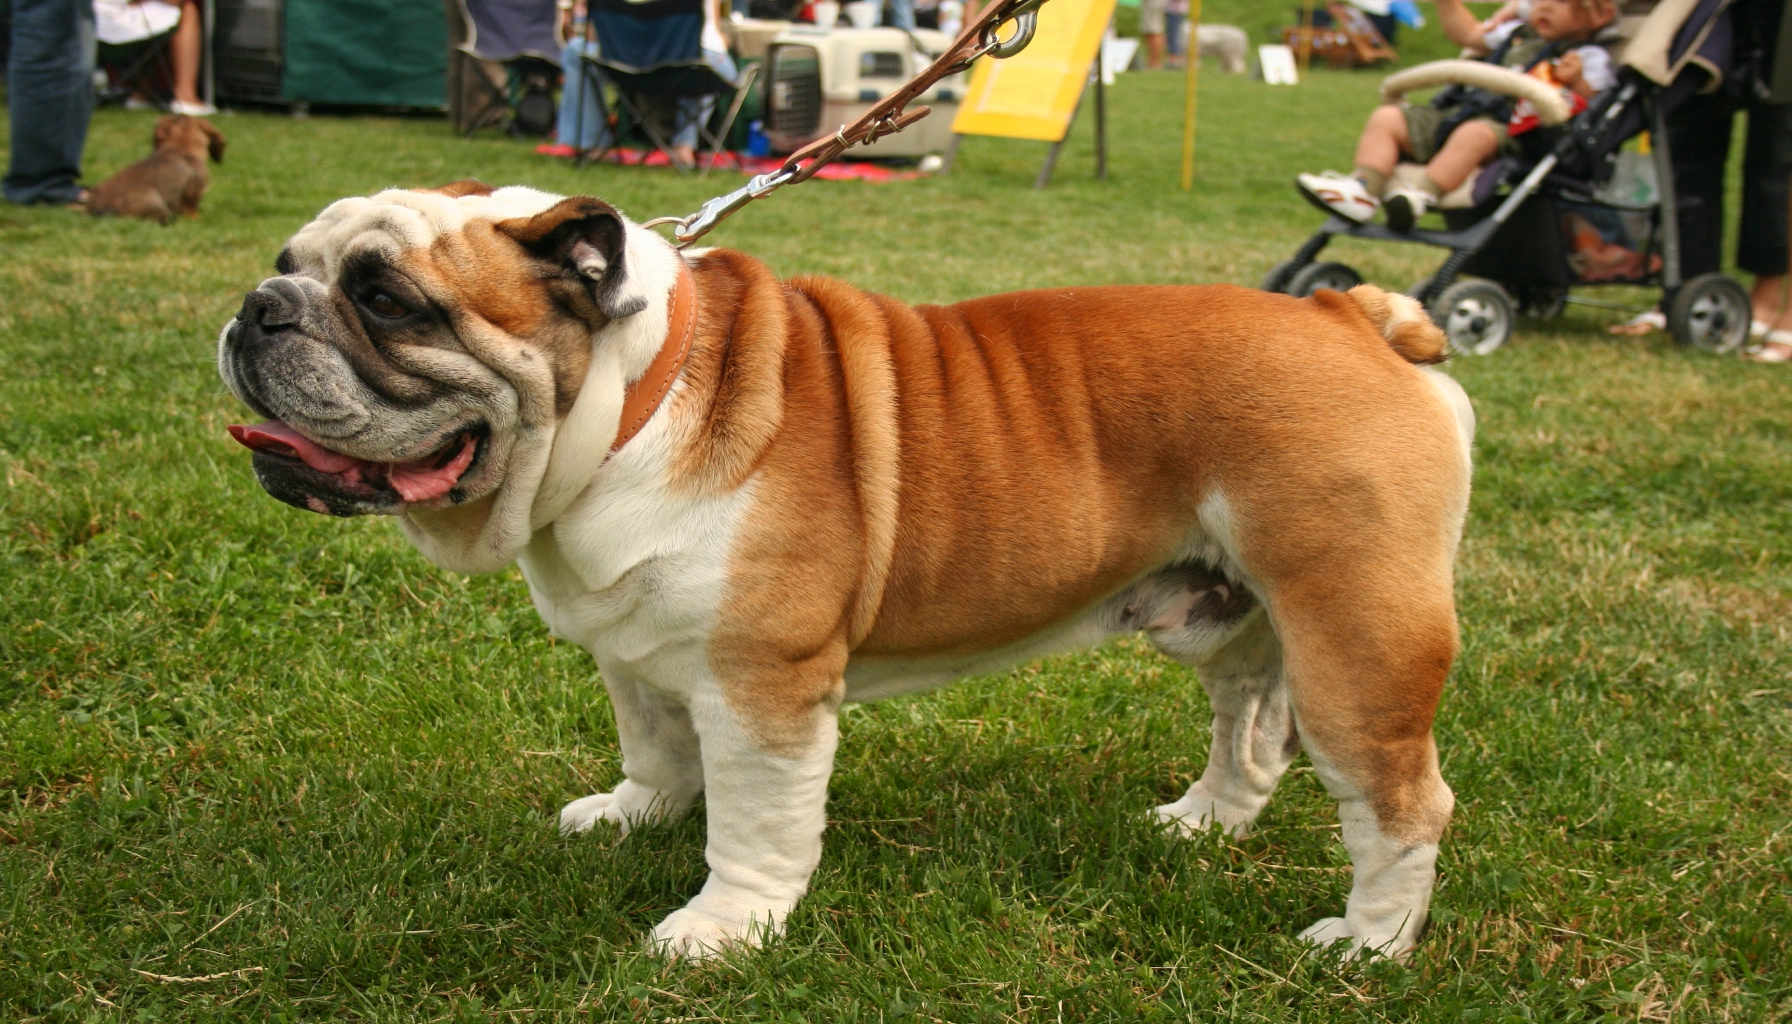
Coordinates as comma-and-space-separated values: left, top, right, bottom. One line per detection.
1617, 0, 1732, 89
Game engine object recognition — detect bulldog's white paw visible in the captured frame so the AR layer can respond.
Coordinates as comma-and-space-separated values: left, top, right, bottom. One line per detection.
1297, 916, 1412, 960
649, 898, 781, 961
558, 793, 624, 835
1154, 785, 1257, 838
557, 780, 694, 836
1298, 916, 1355, 947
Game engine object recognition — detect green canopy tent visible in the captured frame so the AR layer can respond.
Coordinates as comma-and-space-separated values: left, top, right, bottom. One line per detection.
214, 0, 448, 108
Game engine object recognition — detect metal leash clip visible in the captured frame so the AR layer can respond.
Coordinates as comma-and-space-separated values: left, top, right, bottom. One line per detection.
643, 168, 797, 248
981, 0, 1046, 60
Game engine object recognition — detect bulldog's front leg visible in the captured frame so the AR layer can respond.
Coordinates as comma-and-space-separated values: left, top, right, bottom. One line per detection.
560, 671, 705, 835
650, 687, 839, 959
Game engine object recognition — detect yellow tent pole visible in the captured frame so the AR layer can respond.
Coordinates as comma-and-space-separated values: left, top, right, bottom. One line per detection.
1304, 0, 1318, 73
1179, 0, 1203, 189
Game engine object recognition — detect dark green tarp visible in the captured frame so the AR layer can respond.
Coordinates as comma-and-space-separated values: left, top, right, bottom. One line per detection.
283, 0, 447, 107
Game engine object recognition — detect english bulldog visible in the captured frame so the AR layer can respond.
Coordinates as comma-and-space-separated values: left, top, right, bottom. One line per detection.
218, 181, 1475, 960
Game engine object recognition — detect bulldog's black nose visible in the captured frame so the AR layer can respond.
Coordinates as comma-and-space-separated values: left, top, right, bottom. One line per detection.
238, 278, 306, 331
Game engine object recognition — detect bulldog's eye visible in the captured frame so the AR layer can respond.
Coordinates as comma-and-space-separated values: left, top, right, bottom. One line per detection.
364, 292, 408, 318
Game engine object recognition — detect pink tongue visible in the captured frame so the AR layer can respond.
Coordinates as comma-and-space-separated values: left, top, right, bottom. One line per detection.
226, 420, 476, 504
228, 421, 360, 474
386, 436, 476, 502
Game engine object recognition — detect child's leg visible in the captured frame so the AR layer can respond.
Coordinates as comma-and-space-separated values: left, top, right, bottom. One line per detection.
1423, 119, 1501, 195
1298, 104, 1414, 224
1353, 105, 1412, 192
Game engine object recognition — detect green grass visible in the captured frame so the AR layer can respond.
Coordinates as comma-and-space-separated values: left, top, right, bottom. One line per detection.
3, 69, 1790, 1022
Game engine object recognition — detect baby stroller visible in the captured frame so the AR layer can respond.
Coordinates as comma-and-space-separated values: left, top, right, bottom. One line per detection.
1262, 0, 1745, 355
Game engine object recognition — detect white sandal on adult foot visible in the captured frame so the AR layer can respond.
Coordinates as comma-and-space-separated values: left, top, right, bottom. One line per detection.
1743, 331, 1792, 362
1608, 310, 1665, 336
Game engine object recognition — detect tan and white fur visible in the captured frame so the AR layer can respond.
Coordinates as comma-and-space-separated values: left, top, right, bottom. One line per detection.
217, 182, 1474, 961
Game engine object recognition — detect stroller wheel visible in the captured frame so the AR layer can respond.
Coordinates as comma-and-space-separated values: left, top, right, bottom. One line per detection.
1260, 259, 1301, 294
1287, 262, 1363, 298
1668, 274, 1751, 354
1430, 279, 1513, 356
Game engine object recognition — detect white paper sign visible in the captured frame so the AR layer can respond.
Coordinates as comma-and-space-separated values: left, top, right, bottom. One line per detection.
1259, 43, 1299, 85
1100, 33, 1139, 84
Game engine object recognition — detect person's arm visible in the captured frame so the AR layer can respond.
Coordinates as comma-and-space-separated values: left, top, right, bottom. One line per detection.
1433, 0, 1488, 50
1481, 1, 1520, 30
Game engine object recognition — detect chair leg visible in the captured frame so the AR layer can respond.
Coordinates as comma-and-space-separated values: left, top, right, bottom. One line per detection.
577, 61, 659, 169
699, 64, 758, 177
463, 97, 494, 138
637, 113, 691, 174
606, 77, 691, 174
581, 120, 624, 168
463, 70, 510, 139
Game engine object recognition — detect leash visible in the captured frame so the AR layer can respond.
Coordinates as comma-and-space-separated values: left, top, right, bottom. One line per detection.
643, 0, 1050, 248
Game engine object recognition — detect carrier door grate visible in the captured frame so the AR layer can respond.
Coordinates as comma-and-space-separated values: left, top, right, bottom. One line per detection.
859, 51, 904, 78
766, 43, 822, 154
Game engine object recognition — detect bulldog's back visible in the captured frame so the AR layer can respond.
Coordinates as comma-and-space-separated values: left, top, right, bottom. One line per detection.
688, 252, 1464, 662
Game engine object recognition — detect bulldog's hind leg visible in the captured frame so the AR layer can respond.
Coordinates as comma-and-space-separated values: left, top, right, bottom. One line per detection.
1153, 608, 1300, 837
1276, 574, 1458, 960
649, 676, 840, 959
560, 670, 705, 835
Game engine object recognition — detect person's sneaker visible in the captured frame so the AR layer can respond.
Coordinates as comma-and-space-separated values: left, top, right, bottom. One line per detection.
1383, 185, 1434, 232
169, 99, 218, 116
123, 95, 158, 111
1296, 171, 1380, 223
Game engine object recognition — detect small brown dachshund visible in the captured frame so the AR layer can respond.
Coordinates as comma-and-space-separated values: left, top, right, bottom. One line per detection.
87, 115, 226, 225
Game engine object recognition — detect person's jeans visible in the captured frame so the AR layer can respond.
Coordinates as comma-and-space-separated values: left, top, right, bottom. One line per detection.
1165, 13, 1185, 57
558, 41, 738, 153
558, 38, 614, 151
4, 0, 96, 205
1670, 90, 1792, 278
887, 0, 916, 31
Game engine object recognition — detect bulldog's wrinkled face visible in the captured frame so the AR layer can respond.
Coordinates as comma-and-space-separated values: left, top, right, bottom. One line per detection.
218, 182, 644, 516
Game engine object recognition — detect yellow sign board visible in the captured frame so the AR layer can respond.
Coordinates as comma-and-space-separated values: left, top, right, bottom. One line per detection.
949, 0, 1118, 142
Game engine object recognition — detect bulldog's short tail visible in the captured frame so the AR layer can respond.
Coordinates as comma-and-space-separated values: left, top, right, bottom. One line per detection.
1346, 284, 1448, 365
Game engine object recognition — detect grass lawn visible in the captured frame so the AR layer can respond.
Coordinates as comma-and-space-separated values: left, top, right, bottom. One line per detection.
3, 62, 1791, 1022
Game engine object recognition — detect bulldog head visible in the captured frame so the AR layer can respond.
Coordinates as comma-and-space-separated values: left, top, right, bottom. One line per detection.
218, 181, 682, 571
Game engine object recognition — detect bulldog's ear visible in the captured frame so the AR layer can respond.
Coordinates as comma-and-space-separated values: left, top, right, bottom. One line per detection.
497, 197, 645, 321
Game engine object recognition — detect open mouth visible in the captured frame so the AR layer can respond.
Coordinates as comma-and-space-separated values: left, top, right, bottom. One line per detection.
227, 419, 486, 508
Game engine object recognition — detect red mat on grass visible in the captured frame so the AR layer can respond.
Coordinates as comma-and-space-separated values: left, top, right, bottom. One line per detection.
534, 143, 921, 181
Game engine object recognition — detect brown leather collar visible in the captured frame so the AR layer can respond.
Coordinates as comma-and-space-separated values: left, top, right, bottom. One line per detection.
610, 260, 696, 455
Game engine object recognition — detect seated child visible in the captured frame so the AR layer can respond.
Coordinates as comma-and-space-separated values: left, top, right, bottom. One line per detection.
1298, 0, 1618, 231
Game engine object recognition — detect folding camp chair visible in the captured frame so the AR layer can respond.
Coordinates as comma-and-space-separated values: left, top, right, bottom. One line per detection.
573, 0, 759, 175
93, 0, 180, 107
457, 0, 564, 138
97, 33, 178, 107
